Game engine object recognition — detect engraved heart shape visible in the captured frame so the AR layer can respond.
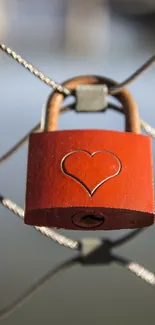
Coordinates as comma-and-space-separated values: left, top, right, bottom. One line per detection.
61, 150, 121, 196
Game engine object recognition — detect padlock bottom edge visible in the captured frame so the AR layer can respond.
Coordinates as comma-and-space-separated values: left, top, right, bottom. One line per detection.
24, 207, 154, 231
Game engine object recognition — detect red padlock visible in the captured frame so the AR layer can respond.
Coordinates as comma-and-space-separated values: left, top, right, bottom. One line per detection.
24, 75, 154, 230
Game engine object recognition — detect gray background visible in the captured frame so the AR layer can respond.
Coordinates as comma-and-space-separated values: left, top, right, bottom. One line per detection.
0, 1, 155, 324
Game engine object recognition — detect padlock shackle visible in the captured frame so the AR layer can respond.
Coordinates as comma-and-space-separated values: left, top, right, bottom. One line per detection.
44, 75, 140, 133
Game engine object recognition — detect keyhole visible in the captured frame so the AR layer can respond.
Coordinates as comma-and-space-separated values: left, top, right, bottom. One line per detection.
72, 211, 105, 229
81, 214, 105, 225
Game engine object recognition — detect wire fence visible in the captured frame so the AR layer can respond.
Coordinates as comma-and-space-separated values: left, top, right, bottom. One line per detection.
0, 43, 155, 320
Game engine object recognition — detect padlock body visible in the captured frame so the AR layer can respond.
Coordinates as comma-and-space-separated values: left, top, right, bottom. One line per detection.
25, 130, 154, 230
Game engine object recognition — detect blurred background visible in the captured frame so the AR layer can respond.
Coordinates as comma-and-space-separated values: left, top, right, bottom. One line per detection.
0, 1, 155, 324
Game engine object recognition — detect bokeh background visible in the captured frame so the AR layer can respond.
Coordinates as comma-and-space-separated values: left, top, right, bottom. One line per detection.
0, 1, 155, 324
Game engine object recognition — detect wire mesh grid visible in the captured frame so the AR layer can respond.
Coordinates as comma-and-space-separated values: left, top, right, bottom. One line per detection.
0, 43, 155, 320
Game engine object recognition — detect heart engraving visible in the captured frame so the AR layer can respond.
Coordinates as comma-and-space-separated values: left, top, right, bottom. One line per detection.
61, 150, 122, 196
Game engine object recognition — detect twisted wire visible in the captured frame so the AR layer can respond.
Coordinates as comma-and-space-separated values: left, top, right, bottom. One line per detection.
1, 43, 155, 96
0, 44, 70, 95
0, 194, 79, 250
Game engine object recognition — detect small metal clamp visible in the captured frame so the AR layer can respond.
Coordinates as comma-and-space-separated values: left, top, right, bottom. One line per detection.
80, 238, 112, 265
81, 238, 103, 257
76, 84, 108, 112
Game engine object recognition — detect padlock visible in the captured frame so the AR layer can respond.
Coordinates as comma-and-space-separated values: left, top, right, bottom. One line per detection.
24, 75, 154, 230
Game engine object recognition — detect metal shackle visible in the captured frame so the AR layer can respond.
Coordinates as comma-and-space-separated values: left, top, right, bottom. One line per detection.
44, 75, 140, 133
